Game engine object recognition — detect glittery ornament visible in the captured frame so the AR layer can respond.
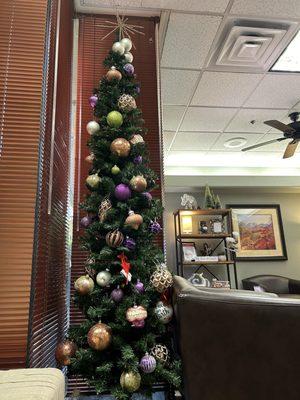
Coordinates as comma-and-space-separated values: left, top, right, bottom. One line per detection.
123, 236, 136, 251
115, 184, 131, 201
130, 175, 147, 192
86, 120, 100, 135
110, 138, 131, 157
107, 111, 123, 128
89, 94, 98, 108
125, 210, 143, 230
133, 155, 142, 165
130, 134, 144, 145
74, 275, 94, 295
126, 305, 147, 328
98, 197, 112, 223
118, 94, 136, 112
154, 301, 173, 324
120, 37, 132, 51
149, 220, 162, 234
135, 279, 144, 294
123, 63, 134, 75
87, 322, 112, 351
150, 344, 169, 365
124, 52, 133, 63
112, 41, 125, 55
106, 66, 122, 81
120, 371, 141, 393
110, 286, 124, 303
150, 265, 173, 293
106, 230, 124, 248
80, 215, 92, 228
86, 173, 101, 189
96, 270, 111, 287
139, 353, 156, 374
55, 340, 77, 366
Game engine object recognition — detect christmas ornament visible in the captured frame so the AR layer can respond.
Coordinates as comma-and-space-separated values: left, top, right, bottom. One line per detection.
87, 322, 112, 351
142, 192, 152, 202
130, 175, 147, 192
120, 371, 141, 393
74, 275, 95, 295
85, 153, 94, 164
115, 183, 132, 201
120, 37, 132, 52
150, 344, 169, 365
135, 279, 144, 293
98, 197, 112, 223
107, 111, 123, 128
154, 301, 173, 324
130, 134, 144, 145
150, 265, 173, 293
123, 63, 134, 76
112, 41, 125, 55
126, 305, 147, 328
106, 66, 122, 81
89, 94, 98, 108
96, 270, 111, 287
139, 353, 156, 374
86, 120, 100, 135
118, 94, 136, 112
86, 173, 101, 189
123, 236, 136, 251
111, 164, 120, 175
80, 215, 92, 228
125, 210, 143, 230
124, 52, 133, 63
118, 253, 132, 283
133, 155, 142, 165
55, 340, 77, 366
135, 84, 141, 94
149, 220, 162, 234
110, 138, 131, 157
97, 13, 144, 44
110, 286, 124, 303
106, 230, 124, 248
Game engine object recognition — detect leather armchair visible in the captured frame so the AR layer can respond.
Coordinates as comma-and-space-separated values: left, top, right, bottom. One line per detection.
242, 274, 300, 298
173, 275, 300, 400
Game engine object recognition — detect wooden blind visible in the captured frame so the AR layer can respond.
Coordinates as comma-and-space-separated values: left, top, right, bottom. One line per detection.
0, 0, 48, 369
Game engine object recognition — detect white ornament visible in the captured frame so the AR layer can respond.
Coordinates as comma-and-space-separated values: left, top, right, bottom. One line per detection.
120, 38, 132, 52
154, 301, 173, 324
124, 52, 133, 63
86, 120, 100, 135
112, 41, 125, 55
96, 270, 111, 287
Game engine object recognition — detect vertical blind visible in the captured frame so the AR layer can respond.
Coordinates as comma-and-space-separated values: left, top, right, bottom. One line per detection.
0, 0, 48, 368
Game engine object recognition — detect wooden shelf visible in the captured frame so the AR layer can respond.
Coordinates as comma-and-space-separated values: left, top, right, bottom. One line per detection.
183, 261, 235, 266
174, 208, 231, 216
178, 233, 231, 239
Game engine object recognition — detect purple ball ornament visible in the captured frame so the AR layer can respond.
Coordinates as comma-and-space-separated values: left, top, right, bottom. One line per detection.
115, 184, 132, 201
123, 63, 134, 76
139, 353, 157, 374
142, 192, 152, 202
135, 279, 144, 294
111, 286, 124, 303
89, 94, 98, 108
80, 215, 92, 228
124, 236, 136, 251
149, 220, 162, 234
133, 155, 143, 165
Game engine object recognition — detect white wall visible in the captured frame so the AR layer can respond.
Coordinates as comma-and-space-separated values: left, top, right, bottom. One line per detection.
164, 189, 300, 288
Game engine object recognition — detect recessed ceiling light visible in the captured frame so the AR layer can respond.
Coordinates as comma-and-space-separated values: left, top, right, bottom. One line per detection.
271, 30, 300, 72
224, 137, 247, 148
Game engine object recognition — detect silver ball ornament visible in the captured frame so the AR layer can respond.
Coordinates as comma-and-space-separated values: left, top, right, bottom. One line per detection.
120, 38, 132, 52
124, 52, 133, 63
96, 270, 111, 287
86, 120, 100, 135
154, 301, 173, 324
112, 41, 125, 55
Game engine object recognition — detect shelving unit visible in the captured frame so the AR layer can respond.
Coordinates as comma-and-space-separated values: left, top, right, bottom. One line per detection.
174, 209, 238, 288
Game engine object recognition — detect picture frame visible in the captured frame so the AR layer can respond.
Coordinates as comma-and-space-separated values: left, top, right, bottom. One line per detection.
227, 204, 287, 261
181, 242, 197, 261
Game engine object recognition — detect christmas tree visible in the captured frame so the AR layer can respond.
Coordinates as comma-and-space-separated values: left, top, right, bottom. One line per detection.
204, 184, 214, 209
55, 38, 181, 399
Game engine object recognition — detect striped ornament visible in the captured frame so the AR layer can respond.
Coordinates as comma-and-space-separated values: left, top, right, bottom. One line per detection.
105, 230, 124, 248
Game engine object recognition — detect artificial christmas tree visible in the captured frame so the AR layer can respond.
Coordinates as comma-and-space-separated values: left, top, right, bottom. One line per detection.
204, 184, 214, 209
56, 37, 181, 399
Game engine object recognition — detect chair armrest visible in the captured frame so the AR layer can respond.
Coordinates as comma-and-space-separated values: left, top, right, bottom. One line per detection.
289, 278, 300, 294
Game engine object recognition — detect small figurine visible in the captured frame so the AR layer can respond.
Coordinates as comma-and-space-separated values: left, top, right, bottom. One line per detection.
188, 273, 210, 287
181, 194, 198, 210
202, 242, 213, 256
199, 221, 208, 234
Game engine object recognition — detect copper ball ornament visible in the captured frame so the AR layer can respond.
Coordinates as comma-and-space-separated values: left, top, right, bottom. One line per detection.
86, 120, 100, 135
125, 211, 143, 230
55, 340, 77, 366
110, 138, 131, 157
120, 371, 141, 393
106, 230, 124, 248
118, 94, 136, 112
130, 175, 147, 193
74, 274, 95, 295
106, 66, 122, 82
87, 322, 112, 351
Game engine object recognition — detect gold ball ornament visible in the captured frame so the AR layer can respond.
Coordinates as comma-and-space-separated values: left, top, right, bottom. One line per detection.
106, 230, 124, 248
125, 210, 143, 230
150, 344, 170, 365
130, 134, 144, 145
110, 138, 131, 157
130, 175, 147, 193
74, 274, 95, 295
106, 66, 122, 82
55, 340, 77, 366
86, 173, 101, 189
120, 371, 141, 393
87, 322, 112, 351
150, 265, 173, 293
118, 94, 136, 112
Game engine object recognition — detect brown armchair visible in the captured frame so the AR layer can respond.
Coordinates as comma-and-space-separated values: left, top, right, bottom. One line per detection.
173, 276, 300, 400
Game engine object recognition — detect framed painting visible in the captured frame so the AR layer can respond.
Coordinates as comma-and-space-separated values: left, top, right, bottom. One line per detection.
227, 204, 287, 261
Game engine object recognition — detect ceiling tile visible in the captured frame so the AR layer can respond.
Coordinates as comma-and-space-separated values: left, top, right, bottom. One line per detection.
244, 74, 300, 109
181, 107, 238, 132
211, 132, 263, 151
171, 131, 220, 150
81, 0, 142, 6
230, 0, 300, 19
163, 131, 176, 151
161, 13, 222, 69
161, 69, 199, 105
166, 151, 207, 166
226, 108, 289, 133
142, 0, 229, 12
191, 72, 263, 107
162, 105, 185, 131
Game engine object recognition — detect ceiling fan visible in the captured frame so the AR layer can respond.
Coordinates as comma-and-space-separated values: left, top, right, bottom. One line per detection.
242, 112, 300, 159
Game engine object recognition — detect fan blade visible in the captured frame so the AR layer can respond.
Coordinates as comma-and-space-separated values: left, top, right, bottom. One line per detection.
242, 137, 287, 152
283, 140, 299, 159
264, 120, 296, 134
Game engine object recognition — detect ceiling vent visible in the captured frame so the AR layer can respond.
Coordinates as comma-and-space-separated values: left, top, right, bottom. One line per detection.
208, 18, 298, 72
